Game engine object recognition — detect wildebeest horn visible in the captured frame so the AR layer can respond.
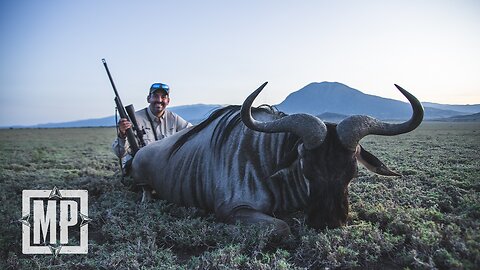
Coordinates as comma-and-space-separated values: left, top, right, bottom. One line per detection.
336, 84, 424, 150
241, 82, 328, 149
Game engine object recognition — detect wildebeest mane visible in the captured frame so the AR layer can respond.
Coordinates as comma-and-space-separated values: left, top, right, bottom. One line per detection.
169, 105, 287, 158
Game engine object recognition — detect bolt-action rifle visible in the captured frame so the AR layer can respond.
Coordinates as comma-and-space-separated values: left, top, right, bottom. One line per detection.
102, 58, 145, 156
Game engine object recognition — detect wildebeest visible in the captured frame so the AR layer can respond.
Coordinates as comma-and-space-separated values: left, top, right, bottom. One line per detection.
132, 82, 423, 235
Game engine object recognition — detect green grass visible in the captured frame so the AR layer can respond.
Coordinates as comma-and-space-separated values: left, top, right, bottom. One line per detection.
0, 123, 479, 269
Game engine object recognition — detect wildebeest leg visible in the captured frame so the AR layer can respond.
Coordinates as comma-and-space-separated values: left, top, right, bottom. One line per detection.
226, 207, 291, 236
140, 185, 152, 203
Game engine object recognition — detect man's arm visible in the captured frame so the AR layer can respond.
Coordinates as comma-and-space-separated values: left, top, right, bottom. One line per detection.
175, 114, 193, 131
111, 118, 132, 158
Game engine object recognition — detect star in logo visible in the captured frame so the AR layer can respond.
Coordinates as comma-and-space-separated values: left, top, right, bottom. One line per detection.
18, 214, 31, 227
49, 186, 62, 199
48, 244, 62, 258
79, 212, 92, 227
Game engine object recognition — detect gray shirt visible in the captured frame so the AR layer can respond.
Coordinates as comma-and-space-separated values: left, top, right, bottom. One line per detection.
112, 107, 192, 165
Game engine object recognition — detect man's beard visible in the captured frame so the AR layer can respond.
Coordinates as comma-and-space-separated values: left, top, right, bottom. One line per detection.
155, 102, 165, 108
152, 102, 166, 116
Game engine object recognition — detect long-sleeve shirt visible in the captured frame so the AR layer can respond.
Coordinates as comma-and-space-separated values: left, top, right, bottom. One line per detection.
112, 107, 192, 166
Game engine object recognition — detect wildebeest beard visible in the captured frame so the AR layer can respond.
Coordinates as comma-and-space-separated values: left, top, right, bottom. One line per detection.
303, 124, 355, 229
306, 182, 350, 229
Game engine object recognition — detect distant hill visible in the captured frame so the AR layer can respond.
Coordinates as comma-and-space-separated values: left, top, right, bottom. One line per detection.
316, 112, 349, 123
423, 107, 471, 119
168, 104, 222, 124
422, 102, 480, 114
34, 116, 115, 128
276, 82, 473, 120
10, 104, 222, 128
431, 112, 480, 122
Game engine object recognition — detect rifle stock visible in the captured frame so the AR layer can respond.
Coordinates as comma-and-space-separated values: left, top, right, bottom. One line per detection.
114, 97, 140, 154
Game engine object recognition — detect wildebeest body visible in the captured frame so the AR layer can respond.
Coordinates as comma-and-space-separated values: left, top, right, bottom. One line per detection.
133, 107, 310, 220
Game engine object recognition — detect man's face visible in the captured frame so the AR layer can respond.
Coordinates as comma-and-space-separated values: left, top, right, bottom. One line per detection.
148, 90, 170, 116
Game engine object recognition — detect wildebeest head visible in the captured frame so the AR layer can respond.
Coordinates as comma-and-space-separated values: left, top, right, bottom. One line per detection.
241, 82, 424, 229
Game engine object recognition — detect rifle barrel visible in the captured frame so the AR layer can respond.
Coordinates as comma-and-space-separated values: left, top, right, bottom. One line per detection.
103, 58, 140, 155
102, 58, 121, 99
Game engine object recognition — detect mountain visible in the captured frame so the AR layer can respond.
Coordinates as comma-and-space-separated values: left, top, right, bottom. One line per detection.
276, 82, 474, 120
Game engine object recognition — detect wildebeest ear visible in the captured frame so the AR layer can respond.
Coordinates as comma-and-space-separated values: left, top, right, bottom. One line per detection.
355, 145, 402, 176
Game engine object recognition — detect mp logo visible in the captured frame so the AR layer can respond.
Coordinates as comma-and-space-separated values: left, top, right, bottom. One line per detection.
20, 187, 91, 256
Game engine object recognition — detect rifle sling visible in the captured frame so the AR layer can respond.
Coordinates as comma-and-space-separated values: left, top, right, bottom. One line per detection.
145, 108, 159, 141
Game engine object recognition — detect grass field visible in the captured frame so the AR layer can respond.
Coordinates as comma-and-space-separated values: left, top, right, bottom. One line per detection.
0, 122, 479, 269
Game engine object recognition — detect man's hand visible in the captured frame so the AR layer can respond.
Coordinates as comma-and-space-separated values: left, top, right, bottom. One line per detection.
118, 118, 132, 138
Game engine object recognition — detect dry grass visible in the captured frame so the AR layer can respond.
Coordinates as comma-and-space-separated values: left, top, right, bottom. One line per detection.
0, 123, 478, 269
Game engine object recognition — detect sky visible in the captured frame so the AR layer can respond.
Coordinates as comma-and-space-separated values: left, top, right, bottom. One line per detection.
1, 0, 479, 126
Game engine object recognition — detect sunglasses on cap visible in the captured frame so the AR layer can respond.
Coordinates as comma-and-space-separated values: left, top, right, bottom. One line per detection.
150, 83, 170, 94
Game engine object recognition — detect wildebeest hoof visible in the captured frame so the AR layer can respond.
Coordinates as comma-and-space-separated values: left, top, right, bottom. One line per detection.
140, 186, 153, 204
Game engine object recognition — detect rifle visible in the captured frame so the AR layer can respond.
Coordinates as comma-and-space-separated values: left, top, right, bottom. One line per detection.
102, 58, 145, 156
